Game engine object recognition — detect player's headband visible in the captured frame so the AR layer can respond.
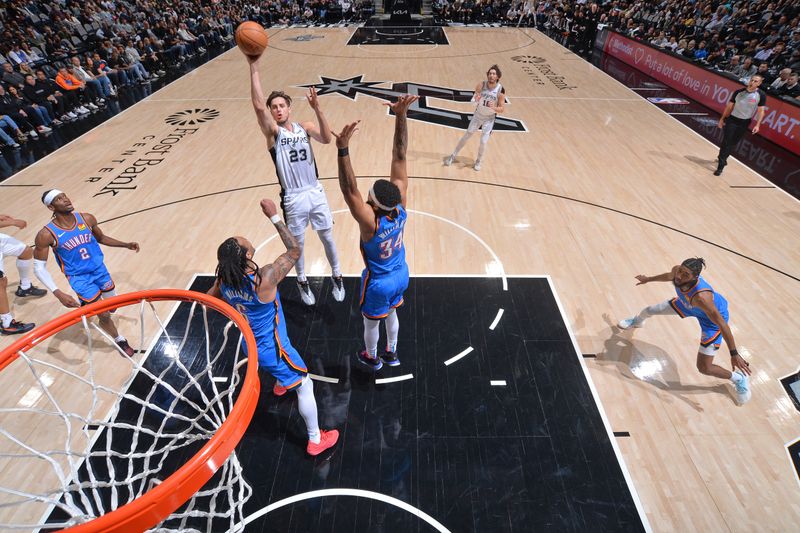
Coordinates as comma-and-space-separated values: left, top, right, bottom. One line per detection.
368, 186, 396, 212
43, 189, 63, 206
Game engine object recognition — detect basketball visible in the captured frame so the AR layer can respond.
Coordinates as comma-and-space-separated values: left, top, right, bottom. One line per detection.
235, 21, 268, 57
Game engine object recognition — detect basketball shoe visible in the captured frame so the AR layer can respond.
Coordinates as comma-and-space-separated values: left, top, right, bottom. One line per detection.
116, 339, 135, 357
381, 349, 400, 367
1, 320, 35, 335
357, 350, 383, 371
331, 275, 345, 302
732, 371, 751, 405
15, 284, 47, 297
297, 279, 316, 306
618, 317, 644, 330
443, 155, 454, 166
307, 429, 339, 456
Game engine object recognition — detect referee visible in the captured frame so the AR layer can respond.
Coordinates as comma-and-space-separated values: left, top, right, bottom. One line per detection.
714, 74, 766, 176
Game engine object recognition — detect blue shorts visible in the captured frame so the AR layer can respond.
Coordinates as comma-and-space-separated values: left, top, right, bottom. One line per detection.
360, 265, 409, 320
246, 338, 308, 390
68, 266, 115, 304
669, 297, 727, 350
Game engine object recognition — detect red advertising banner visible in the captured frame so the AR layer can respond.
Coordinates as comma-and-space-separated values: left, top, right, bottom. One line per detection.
603, 31, 800, 155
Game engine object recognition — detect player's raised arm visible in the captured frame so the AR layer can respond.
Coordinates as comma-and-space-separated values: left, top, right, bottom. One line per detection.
303, 87, 333, 144
248, 56, 278, 143
472, 82, 482, 102
33, 228, 79, 308
85, 213, 139, 252
385, 95, 419, 207
0, 215, 26, 230
634, 266, 679, 285
257, 199, 301, 292
332, 121, 375, 240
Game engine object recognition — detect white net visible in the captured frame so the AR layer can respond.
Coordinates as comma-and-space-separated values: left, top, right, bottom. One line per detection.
0, 294, 255, 531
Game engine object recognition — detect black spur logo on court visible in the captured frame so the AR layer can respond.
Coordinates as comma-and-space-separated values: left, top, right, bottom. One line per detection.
85, 109, 220, 198
285, 34, 325, 42
511, 56, 577, 91
299, 75, 527, 132
164, 108, 220, 126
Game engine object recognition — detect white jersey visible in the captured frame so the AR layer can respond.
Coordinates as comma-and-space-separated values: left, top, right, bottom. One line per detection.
270, 123, 319, 191
474, 81, 503, 119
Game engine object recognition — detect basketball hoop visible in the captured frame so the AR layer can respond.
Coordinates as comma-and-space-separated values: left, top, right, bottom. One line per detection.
0, 289, 260, 532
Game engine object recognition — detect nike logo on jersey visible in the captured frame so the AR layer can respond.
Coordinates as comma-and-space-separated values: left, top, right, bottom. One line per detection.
57, 232, 65, 238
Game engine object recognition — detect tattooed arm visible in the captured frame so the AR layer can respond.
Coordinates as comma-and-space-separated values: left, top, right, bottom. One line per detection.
256, 199, 300, 301
385, 94, 419, 208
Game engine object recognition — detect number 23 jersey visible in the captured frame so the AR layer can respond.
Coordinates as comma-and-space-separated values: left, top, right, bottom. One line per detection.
269, 122, 319, 191
45, 212, 105, 275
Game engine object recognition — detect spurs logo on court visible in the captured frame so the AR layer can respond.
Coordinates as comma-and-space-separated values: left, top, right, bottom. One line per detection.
511, 55, 547, 64
285, 34, 325, 42
164, 108, 220, 126
299, 75, 526, 132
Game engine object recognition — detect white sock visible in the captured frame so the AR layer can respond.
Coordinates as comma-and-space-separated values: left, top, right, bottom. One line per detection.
385, 308, 399, 353
296, 376, 320, 443
452, 131, 474, 156
16, 259, 32, 289
316, 228, 341, 277
636, 300, 673, 322
114, 335, 126, 343
363, 316, 380, 358
730, 371, 743, 383
1, 313, 12, 328
293, 231, 306, 281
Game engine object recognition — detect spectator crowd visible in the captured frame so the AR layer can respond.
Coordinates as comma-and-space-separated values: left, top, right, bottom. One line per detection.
433, 0, 800, 100
0, 0, 374, 176
2, 0, 799, 176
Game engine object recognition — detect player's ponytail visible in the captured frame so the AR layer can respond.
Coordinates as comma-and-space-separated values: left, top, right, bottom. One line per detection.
216, 238, 261, 291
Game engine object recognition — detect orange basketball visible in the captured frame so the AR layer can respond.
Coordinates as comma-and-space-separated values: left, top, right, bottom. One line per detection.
235, 21, 269, 57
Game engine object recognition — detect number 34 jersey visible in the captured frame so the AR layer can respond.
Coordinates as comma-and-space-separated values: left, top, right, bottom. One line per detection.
45, 212, 105, 276
361, 206, 407, 276
269, 122, 319, 191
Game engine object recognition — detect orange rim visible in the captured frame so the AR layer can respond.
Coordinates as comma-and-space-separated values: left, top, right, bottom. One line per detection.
0, 289, 260, 532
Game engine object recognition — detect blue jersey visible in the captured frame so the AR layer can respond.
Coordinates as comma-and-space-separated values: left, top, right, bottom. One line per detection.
220, 275, 295, 364
360, 206, 407, 277
672, 276, 728, 326
45, 213, 105, 276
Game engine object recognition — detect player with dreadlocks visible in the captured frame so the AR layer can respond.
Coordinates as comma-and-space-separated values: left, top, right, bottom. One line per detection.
332, 94, 419, 371
617, 257, 752, 404
207, 198, 339, 455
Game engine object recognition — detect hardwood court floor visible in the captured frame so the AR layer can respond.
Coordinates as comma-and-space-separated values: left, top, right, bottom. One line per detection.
1, 27, 799, 530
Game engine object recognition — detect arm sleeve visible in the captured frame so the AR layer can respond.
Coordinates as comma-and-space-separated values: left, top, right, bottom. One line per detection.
33, 259, 59, 292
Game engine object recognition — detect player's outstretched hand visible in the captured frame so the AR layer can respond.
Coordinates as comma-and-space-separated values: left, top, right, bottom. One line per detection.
245, 54, 260, 65
306, 87, 320, 110
332, 120, 360, 148
55, 290, 80, 308
260, 198, 278, 218
127, 242, 140, 252
634, 275, 649, 285
14, 219, 27, 230
384, 94, 419, 115
731, 354, 752, 376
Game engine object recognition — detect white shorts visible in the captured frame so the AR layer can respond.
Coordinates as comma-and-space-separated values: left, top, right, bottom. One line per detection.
467, 113, 496, 134
282, 184, 333, 235
0, 233, 27, 277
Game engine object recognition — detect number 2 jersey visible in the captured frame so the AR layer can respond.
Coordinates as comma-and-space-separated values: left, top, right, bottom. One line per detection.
360, 206, 407, 276
44, 212, 105, 276
269, 122, 319, 191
